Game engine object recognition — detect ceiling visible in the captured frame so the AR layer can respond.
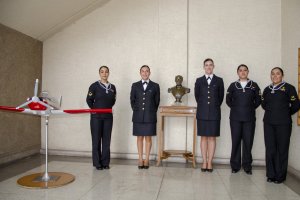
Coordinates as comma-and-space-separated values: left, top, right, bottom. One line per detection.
0, 0, 110, 41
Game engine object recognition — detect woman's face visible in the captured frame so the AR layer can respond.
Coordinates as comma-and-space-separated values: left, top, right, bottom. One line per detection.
99, 67, 109, 82
271, 68, 283, 85
140, 67, 150, 80
203, 61, 214, 75
237, 66, 249, 80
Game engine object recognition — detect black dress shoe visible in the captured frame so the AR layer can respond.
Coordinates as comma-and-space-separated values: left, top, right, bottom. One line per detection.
138, 165, 144, 169
244, 170, 252, 175
96, 166, 103, 170
201, 168, 207, 172
143, 165, 149, 169
274, 179, 284, 184
103, 166, 110, 170
267, 178, 275, 182
231, 169, 239, 173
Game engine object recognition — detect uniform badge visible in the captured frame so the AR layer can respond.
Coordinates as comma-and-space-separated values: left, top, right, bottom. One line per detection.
291, 96, 296, 101
88, 92, 93, 96
281, 86, 285, 91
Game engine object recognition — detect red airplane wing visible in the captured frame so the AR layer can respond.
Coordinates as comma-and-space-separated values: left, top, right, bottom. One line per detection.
0, 106, 112, 116
0, 106, 35, 114
50, 108, 112, 115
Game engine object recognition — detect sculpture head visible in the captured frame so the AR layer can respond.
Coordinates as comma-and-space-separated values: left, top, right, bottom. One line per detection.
168, 75, 190, 104
175, 75, 183, 85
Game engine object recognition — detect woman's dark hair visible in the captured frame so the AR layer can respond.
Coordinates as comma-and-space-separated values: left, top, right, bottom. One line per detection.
99, 66, 109, 73
237, 64, 248, 72
140, 65, 150, 72
271, 67, 284, 76
203, 58, 214, 65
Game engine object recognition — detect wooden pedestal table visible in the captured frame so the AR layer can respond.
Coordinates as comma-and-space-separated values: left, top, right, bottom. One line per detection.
156, 106, 197, 168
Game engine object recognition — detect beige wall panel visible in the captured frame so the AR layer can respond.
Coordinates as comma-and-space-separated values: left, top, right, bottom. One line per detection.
0, 23, 42, 164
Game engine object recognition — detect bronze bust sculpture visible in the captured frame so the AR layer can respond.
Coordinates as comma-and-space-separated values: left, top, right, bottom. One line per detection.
168, 75, 190, 104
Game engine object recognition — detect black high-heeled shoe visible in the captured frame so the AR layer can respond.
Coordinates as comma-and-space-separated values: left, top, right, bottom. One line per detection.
138, 165, 144, 169
207, 168, 213, 173
143, 161, 149, 169
207, 163, 213, 172
138, 161, 144, 169
143, 165, 149, 169
201, 163, 207, 172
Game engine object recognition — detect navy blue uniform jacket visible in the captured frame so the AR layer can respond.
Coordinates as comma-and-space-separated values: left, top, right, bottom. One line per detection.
194, 75, 224, 120
262, 82, 300, 125
226, 80, 261, 122
130, 80, 160, 123
86, 81, 116, 118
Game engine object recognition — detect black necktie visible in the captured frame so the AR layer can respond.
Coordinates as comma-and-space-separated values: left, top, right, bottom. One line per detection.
143, 82, 148, 85
207, 77, 211, 80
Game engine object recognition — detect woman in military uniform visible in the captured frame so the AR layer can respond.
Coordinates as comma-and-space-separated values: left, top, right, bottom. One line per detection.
86, 66, 116, 170
130, 65, 160, 169
262, 67, 300, 183
226, 64, 261, 175
194, 58, 224, 172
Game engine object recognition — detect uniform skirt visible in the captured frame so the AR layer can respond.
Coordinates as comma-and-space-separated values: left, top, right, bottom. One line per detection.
197, 120, 220, 137
133, 122, 156, 136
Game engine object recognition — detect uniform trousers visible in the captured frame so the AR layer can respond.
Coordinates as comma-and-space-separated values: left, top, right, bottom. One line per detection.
90, 117, 113, 167
230, 120, 255, 171
264, 123, 291, 181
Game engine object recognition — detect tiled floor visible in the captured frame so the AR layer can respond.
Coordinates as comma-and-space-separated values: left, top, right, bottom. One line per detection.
0, 155, 300, 200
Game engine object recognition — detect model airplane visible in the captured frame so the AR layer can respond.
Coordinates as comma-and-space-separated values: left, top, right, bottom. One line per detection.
0, 79, 111, 187
0, 79, 112, 115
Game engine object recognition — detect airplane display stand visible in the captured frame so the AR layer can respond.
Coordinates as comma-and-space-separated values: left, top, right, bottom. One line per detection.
17, 116, 75, 189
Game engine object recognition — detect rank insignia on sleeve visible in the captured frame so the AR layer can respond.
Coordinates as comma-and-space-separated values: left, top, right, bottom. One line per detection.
291, 96, 296, 101
88, 92, 93, 96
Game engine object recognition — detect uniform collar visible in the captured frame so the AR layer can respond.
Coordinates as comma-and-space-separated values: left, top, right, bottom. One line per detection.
235, 80, 252, 90
141, 79, 150, 84
205, 74, 214, 79
237, 79, 251, 86
269, 82, 285, 90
